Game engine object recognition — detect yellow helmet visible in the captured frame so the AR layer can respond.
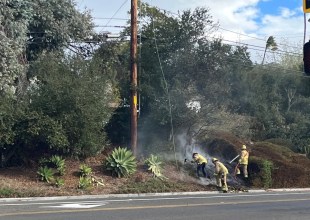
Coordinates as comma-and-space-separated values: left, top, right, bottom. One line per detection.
242, 145, 247, 150
212, 158, 218, 163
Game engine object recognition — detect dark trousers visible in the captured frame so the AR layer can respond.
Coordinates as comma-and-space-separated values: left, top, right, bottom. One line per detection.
197, 162, 207, 177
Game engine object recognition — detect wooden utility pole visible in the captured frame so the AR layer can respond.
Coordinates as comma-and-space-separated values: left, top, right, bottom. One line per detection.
130, 0, 138, 156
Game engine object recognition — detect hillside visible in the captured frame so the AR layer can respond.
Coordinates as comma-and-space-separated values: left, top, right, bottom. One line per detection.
203, 132, 310, 188
0, 133, 310, 198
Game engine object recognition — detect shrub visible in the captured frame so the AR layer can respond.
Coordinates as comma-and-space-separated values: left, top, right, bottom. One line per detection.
37, 166, 54, 183
50, 155, 66, 176
105, 147, 137, 178
249, 157, 274, 188
78, 176, 92, 190
145, 154, 164, 178
79, 164, 92, 177
55, 178, 65, 188
261, 160, 273, 189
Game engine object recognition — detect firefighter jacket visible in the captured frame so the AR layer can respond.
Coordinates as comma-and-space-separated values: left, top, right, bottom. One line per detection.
194, 154, 208, 165
239, 149, 249, 165
215, 161, 228, 175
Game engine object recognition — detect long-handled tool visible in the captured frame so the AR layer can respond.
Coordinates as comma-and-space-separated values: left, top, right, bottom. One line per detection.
229, 155, 240, 164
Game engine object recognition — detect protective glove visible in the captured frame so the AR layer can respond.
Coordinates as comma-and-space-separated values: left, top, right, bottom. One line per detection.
213, 173, 218, 176
238, 159, 241, 163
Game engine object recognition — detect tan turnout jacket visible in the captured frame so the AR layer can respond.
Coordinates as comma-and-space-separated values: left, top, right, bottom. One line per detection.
215, 161, 228, 175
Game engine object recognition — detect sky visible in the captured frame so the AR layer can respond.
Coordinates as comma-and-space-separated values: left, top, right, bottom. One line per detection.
76, 0, 308, 63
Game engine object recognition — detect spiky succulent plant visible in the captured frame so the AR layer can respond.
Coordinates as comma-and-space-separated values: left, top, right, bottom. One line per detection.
105, 147, 137, 178
145, 154, 164, 178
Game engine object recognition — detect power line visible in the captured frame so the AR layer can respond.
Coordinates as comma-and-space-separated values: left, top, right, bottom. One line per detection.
95, 25, 128, 28
150, 0, 178, 169
142, 34, 302, 58
148, 4, 302, 50
91, 3, 303, 52
94, 17, 129, 20
100, 0, 129, 33
217, 27, 301, 50
208, 37, 303, 57
139, 36, 305, 77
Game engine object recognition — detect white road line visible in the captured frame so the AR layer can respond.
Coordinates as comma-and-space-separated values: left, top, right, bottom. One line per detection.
42, 202, 108, 209
0, 191, 309, 207
0, 201, 108, 206
105, 192, 310, 202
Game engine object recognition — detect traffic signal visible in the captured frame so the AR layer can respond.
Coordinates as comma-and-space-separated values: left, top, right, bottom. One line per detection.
303, 41, 310, 75
303, 0, 310, 13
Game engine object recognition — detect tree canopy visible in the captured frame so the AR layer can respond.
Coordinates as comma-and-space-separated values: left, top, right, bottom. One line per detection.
1, 1, 309, 166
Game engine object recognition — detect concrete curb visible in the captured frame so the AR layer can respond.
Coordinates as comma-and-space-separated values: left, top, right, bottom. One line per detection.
1, 188, 310, 202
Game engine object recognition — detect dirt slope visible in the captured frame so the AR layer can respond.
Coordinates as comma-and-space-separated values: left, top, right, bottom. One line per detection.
202, 131, 310, 188
1, 132, 310, 198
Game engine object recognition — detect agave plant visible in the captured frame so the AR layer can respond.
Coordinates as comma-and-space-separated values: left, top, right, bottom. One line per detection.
55, 178, 65, 188
37, 166, 54, 183
78, 176, 92, 190
79, 164, 92, 177
50, 155, 66, 176
105, 147, 137, 178
145, 154, 164, 178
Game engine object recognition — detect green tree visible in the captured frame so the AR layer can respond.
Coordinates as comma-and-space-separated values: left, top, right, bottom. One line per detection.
28, 53, 119, 158
0, 0, 32, 95
1, 0, 93, 97
26, 0, 94, 60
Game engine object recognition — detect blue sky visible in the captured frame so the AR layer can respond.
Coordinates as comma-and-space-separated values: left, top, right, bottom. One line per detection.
76, 0, 307, 62
257, 0, 299, 15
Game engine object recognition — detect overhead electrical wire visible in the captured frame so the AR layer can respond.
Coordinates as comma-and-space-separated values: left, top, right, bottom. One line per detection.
140, 2, 306, 77
141, 34, 302, 58
206, 36, 303, 57
149, 4, 303, 50
100, 0, 129, 32
90, 3, 303, 53
217, 27, 301, 50
149, 0, 178, 169
25, 1, 305, 76
94, 17, 129, 21
90, 2, 307, 51
90, 2, 309, 80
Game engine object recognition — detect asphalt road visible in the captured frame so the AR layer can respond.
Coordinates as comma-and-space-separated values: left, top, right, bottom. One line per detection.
0, 191, 310, 220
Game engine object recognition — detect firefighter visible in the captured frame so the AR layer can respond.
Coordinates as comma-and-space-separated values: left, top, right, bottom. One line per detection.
236, 144, 249, 178
192, 153, 208, 178
212, 158, 229, 192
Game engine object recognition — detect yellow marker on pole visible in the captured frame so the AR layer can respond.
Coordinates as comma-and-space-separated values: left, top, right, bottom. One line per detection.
303, 0, 310, 13
133, 95, 137, 106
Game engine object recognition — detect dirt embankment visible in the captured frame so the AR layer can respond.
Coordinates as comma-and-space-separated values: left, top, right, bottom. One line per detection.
201, 131, 310, 188
1, 132, 310, 198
